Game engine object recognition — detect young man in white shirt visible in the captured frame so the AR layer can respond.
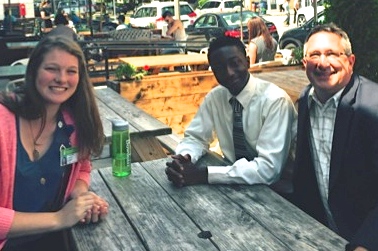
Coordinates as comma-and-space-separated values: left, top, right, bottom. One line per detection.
165, 36, 296, 188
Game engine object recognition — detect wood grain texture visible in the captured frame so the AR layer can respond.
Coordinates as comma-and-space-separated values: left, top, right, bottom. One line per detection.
217, 185, 348, 250
95, 87, 171, 137
73, 157, 347, 251
71, 170, 146, 251
99, 164, 217, 251
143, 158, 290, 251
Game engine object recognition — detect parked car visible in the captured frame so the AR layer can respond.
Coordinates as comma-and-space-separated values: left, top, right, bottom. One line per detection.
296, 0, 325, 26
195, 0, 243, 16
129, 1, 197, 30
185, 11, 279, 52
57, 0, 96, 16
279, 11, 325, 50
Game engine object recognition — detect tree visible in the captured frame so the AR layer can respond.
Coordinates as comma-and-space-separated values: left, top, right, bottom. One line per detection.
325, 0, 378, 82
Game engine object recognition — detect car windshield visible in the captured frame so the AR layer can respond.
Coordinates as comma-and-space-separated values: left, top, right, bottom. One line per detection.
162, 5, 193, 15
223, 12, 257, 26
134, 7, 157, 18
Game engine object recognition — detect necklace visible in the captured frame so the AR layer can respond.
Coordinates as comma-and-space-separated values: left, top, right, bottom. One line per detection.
28, 120, 42, 160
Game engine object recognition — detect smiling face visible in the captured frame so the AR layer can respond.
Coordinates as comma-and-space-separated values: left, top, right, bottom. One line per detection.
209, 45, 250, 96
35, 48, 79, 108
303, 31, 355, 103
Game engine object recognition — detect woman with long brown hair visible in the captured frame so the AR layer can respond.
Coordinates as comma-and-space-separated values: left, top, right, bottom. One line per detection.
0, 36, 108, 250
247, 16, 278, 66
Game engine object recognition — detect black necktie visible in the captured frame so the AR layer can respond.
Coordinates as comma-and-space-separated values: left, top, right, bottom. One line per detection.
230, 97, 250, 160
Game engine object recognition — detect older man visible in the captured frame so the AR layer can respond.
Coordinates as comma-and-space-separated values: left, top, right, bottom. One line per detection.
292, 23, 378, 251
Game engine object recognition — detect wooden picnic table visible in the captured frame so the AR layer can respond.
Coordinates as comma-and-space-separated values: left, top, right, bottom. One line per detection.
70, 156, 348, 251
0, 65, 26, 80
118, 53, 209, 74
253, 67, 308, 103
94, 86, 172, 162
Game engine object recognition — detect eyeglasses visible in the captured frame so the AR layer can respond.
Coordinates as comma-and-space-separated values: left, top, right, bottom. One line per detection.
305, 51, 349, 63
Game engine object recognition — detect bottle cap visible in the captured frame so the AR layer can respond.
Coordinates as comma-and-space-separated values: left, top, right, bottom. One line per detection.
112, 119, 129, 131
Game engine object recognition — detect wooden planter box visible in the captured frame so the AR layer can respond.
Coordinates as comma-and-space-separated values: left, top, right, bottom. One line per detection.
110, 64, 305, 136
116, 71, 217, 136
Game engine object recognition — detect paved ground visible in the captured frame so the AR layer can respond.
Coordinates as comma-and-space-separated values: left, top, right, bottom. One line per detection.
262, 10, 298, 39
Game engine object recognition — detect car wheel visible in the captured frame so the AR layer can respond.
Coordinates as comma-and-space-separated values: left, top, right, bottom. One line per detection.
297, 15, 306, 27
209, 36, 217, 42
283, 43, 299, 50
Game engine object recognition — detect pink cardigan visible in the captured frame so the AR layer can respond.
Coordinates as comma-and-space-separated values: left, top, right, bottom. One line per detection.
0, 105, 92, 249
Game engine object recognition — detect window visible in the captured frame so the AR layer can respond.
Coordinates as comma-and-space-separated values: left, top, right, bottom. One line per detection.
194, 16, 206, 28
225, 1, 240, 8
181, 5, 194, 15
207, 16, 217, 26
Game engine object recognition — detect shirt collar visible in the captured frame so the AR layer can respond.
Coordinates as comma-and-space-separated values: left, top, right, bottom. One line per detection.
308, 86, 345, 108
229, 73, 255, 108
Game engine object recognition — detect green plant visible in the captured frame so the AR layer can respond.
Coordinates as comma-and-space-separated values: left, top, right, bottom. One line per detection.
291, 47, 303, 65
115, 63, 149, 81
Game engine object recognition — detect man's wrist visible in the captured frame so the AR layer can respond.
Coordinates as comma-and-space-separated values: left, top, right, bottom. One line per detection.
198, 166, 208, 184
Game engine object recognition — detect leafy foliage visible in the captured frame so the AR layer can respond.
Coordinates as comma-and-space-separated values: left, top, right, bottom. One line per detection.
292, 47, 303, 65
115, 63, 148, 81
197, 0, 208, 8
324, 0, 378, 82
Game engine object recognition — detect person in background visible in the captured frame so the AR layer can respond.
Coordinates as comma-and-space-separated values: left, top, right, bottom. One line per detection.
283, 0, 290, 26
247, 16, 278, 66
101, 13, 117, 31
161, 11, 187, 54
165, 36, 296, 189
116, 14, 128, 30
291, 23, 378, 251
48, 12, 77, 41
2, 9, 17, 32
278, 0, 285, 12
162, 11, 186, 42
293, 0, 300, 25
0, 36, 108, 250
69, 11, 81, 26
39, 0, 53, 33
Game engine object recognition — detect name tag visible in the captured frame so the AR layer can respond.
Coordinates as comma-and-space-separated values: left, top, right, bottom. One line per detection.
60, 145, 78, 166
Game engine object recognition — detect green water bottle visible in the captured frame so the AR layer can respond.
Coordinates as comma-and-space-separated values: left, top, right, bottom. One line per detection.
111, 119, 131, 177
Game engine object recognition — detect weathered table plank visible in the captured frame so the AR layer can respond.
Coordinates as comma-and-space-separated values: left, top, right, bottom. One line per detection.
218, 185, 347, 250
98, 164, 217, 251
254, 68, 308, 103
142, 158, 290, 251
0, 65, 26, 80
118, 54, 209, 74
72, 157, 347, 251
94, 86, 171, 161
95, 87, 172, 137
96, 96, 137, 142
143, 158, 348, 251
71, 170, 145, 251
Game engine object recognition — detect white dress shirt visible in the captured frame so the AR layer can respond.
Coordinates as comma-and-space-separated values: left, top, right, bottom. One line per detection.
175, 74, 297, 185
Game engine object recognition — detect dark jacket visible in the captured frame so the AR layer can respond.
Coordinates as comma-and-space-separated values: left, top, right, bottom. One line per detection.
292, 74, 378, 250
